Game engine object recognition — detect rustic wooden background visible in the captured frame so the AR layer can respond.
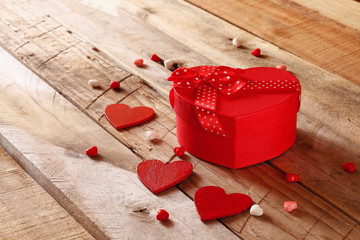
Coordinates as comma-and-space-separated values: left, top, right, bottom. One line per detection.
0, 0, 359, 239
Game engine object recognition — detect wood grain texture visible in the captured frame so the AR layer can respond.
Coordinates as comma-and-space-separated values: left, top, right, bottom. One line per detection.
36, 0, 360, 148
271, 0, 360, 30
24, 0, 360, 221
185, 0, 360, 86
2, 44, 359, 240
26, 0, 211, 97
0, 48, 238, 240
0, 147, 94, 240
1, 0, 360, 239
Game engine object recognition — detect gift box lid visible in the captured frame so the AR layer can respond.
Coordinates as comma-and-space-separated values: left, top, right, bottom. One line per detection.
169, 66, 301, 139
173, 67, 299, 117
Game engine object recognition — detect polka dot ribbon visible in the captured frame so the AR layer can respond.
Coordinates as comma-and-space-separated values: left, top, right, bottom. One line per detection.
168, 66, 301, 138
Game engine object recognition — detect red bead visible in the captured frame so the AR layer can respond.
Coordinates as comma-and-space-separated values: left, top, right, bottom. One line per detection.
86, 146, 98, 156
174, 147, 185, 156
156, 209, 169, 221
150, 54, 161, 62
285, 173, 299, 182
342, 162, 356, 173
134, 58, 144, 67
276, 65, 287, 70
251, 48, 261, 57
110, 81, 120, 89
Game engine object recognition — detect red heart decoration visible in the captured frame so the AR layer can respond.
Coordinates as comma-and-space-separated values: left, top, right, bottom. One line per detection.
85, 146, 98, 156
194, 186, 252, 221
137, 160, 193, 194
105, 104, 154, 129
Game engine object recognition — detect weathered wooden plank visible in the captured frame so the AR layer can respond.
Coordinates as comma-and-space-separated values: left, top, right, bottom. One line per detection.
0, 48, 238, 239
269, 0, 360, 31
22, 0, 360, 222
1, 0, 360, 238
185, 0, 360, 87
29, 0, 360, 147
0, 146, 94, 240
2, 45, 359, 240
25, 0, 211, 97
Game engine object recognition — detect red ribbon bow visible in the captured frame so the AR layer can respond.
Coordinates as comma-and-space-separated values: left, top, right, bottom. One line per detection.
168, 66, 301, 137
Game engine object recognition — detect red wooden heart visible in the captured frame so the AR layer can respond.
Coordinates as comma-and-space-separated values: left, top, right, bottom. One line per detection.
105, 104, 154, 129
137, 160, 193, 194
194, 186, 252, 221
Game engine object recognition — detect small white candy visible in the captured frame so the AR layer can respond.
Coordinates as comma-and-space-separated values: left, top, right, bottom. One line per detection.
164, 59, 177, 70
232, 37, 241, 47
88, 79, 100, 88
145, 131, 159, 141
250, 204, 263, 216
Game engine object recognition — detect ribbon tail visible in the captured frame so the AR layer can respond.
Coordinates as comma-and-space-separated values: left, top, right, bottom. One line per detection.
194, 84, 227, 137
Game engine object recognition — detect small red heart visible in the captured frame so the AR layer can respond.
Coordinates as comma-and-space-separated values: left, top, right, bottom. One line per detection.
105, 104, 154, 129
86, 146, 98, 156
343, 162, 355, 173
137, 160, 193, 194
150, 54, 161, 62
194, 186, 252, 221
285, 173, 299, 182
109, 81, 120, 89
156, 209, 169, 221
251, 48, 261, 57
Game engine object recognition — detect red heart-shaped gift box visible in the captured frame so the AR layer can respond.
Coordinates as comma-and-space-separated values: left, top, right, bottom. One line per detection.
168, 66, 301, 169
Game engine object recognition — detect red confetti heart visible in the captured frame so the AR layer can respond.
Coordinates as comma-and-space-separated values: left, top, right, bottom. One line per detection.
343, 162, 355, 173
156, 209, 169, 221
173, 146, 185, 156
105, 104, 154, 129
194, 186, 252, 221
134, 58, 144, 67
137, 159, 193, 194
110, 81, 120, 89
251, 48, 261, 57
150, 54, 161, 62
86, 146, 98, 156
285, 173, 299, 182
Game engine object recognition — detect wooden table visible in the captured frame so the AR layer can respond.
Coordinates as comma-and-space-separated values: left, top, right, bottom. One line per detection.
0, 0, 359, 239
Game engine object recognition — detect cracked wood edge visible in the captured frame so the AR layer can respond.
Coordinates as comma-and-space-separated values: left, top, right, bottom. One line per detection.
0, 48, 239, 240
0, 146, 94, 240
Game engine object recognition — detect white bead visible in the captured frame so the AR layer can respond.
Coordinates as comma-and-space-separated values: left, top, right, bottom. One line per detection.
250, 204, 263, 216
164, 59, 177, 70
88, 79, 100, 88
145, 131, 159, 141
232, 37, 241, 47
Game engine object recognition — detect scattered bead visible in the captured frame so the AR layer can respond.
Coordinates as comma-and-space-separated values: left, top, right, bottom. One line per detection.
134, 58, 144, 67
276, 65, 287, 70
88, 79, 100, 88
145, 130, 159, 141
86, 146, 98, 157
342, 162, 356, 173
250, 204, 263, 216
110, 81, 120, 89
251, 48, 261, 57
156, 209, 169, 221
284, 201, 297, 212
174, 146, 185, 156
285, 173, 299, 182
164, 59, 177, 71
150, 54, 161, 62
232, 37, 241, 47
